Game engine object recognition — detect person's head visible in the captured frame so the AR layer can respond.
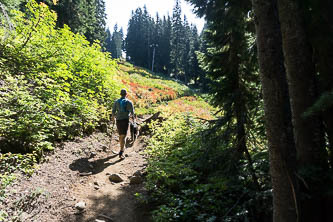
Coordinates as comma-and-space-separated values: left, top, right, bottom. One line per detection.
120, 89, 127, 97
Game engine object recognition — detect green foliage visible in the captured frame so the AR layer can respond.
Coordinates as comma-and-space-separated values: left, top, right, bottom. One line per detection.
0, 1, 120, 155
43, 0, 107, 45
0, 152, 38, 220
125, 6, 154, 68
0, 152, 37, 176
304, 90, 333, 117
0, 174, 16, 200
0, 75, 54, 153
144, 114, 271, 221
0, 0, 24, 14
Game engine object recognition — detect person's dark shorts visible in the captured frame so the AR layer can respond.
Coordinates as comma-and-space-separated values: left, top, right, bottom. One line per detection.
116, 119, 129, 135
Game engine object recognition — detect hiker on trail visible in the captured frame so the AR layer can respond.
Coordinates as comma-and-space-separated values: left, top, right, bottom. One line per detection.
111, 89, 135, 158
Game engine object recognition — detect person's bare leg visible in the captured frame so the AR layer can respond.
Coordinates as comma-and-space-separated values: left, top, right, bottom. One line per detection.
119, 134, 126, 153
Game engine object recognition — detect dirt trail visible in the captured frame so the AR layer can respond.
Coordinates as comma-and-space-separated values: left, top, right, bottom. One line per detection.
6, 122, 152, 222
66, 138, 151, 222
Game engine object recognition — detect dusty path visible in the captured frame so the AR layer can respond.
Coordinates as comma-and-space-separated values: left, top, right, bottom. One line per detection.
5, 124, 152, 222
65, 138, 151, 222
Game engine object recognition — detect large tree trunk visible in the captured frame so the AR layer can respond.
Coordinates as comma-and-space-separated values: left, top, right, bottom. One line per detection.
251, 0, 298, 221
277, 0, 327, 168
277, 0, 329, 221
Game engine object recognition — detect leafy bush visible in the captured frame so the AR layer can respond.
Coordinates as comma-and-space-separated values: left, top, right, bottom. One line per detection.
144, 113, 272, 222
0, 1, 120, 154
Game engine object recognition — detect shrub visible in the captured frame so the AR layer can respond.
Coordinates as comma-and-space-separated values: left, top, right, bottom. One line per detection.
144, 113, 272, 221
0, 1, 120, 154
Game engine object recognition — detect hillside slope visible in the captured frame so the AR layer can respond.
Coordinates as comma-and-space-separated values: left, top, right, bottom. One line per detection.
0, 61, 215, 221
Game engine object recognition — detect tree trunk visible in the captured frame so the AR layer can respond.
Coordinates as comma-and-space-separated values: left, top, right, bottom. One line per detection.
251, 0, 298, 221
277, 0, 328, 221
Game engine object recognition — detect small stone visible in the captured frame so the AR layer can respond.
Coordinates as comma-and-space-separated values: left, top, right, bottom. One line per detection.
75, 201, 86, 211
109, 174, 124, 183
106, 172, 110, 176
79, 172, 92, 176
125, 154, 129, 157
95, 219, 106, 222
130, 176, 143, 185
89, 164, 94, 169
94, 181, 99, 186
20, 212, 29, 221
94, 186, 100, 190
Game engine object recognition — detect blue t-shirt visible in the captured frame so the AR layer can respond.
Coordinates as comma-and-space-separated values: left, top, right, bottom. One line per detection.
112, 97, 134, 120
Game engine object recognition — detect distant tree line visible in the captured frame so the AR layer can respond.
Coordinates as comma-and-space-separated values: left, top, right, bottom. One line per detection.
121, 0, 205, 86
1, 0, 208, 87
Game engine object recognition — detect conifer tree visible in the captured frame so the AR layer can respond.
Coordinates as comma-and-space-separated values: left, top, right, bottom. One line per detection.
152, 13, 162, 72
188, 25, 201, 85
181, 15, 191, 83
125, 8, 147, 67
91, 0, 107, 45
43, 0, 107, 45
187, 0, 261, 193
109, 24, 123, 59
170, 0, 185, 79
105, 28, 112, 52
159, 15, 172, 75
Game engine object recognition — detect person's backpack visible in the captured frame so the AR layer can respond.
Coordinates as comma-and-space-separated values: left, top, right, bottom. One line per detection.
118, 98, 128, 113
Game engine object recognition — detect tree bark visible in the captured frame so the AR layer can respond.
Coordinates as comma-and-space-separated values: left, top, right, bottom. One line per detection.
277, 0, 329, 221
251, 0, 298, 221
277, 0, 327, 168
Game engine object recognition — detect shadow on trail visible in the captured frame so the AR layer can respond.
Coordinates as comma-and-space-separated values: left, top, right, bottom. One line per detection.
60, 182, 152, 222
69, 154, 124, 175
